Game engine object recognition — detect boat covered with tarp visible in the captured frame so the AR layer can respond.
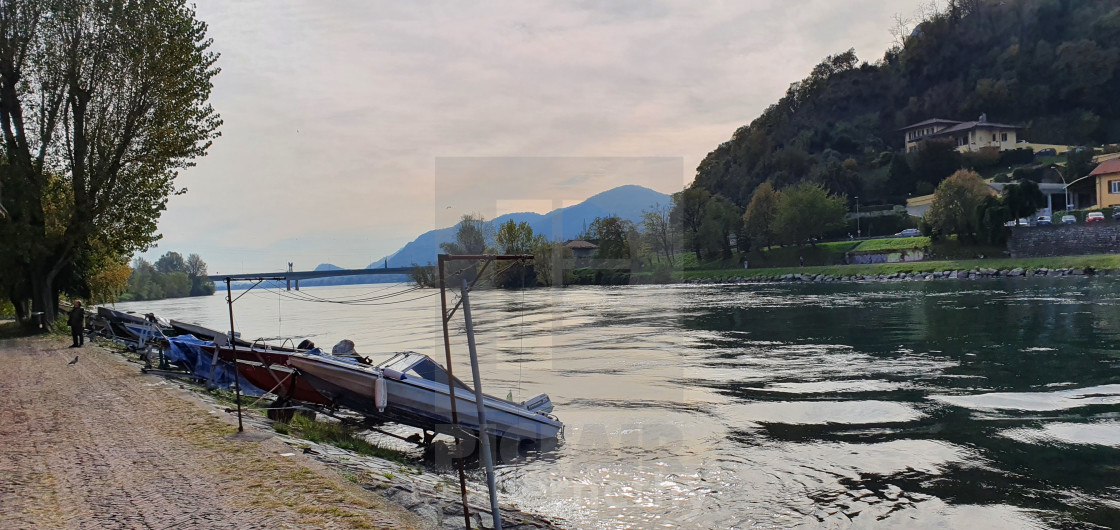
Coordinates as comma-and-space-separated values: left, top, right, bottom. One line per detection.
165, 335, 263, 394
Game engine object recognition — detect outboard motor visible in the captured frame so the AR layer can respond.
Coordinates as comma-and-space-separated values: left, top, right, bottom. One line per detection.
523, 394, 554, 414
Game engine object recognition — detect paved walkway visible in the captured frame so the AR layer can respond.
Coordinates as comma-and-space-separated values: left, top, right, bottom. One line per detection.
0, 336, 423, 529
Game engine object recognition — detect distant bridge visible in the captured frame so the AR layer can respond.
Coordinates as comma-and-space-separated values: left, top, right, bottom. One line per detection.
208, 266, 414, 290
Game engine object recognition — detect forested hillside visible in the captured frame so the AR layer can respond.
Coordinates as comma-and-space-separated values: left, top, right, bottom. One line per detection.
694, 0, 1120, 207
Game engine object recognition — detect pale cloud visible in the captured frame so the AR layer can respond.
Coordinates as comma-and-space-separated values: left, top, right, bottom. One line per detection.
145, 0, 929, 273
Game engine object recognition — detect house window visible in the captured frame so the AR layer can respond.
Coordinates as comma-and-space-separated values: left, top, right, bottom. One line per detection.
992, 134, 997, 141
1001, 133, 1008, 142
1111, 181, 1120, 194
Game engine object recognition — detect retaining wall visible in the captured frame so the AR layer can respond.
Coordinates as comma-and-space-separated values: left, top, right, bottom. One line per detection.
1009, 223, 1120, 257
848, 249, 926, 264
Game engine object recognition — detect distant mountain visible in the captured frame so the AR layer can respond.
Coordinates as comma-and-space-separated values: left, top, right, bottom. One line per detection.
217, 185, 670, 290
293, 261, 406, 287
377, 184, 671, 267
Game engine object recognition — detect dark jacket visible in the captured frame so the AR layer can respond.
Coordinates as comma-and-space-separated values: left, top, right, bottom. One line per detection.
68, 306, 84, 329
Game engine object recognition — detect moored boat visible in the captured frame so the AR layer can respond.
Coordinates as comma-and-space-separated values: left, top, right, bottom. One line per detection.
96, 307, 174, 345
287, 351, 562, 443
170, 320, 249, 347
208, 344, 332, 405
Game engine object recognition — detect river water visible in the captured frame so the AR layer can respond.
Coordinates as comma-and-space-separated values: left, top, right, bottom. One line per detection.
114, 278, 1120, 529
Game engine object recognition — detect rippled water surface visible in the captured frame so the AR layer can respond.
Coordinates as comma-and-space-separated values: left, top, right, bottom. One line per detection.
115, 277, 1120, 528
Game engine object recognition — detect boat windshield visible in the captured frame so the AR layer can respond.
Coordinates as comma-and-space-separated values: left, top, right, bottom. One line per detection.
379, 353, 470, 390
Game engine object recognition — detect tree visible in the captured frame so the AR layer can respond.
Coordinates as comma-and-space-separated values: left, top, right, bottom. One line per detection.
976, 195, 1011, 245
155, 252, 186, 274
742, 183, 780, 249
185, 254, 208, 277
126, 258, 160, 300
440, 214, 490, 284
0, 0, 222, 328
925, 169, 991, 238
1003, 180, 1046, 221
586, 216, 635, 260
162, 272, 191, 298
87, 256, 131, 305
184, 253, 214, 296
122, 252, 212, 300
699, 194, 741, 259
532, 240, 572, 287
908, 138, 963, 186
494, 220, 541, 254
773, 183, 846, 246
1063, 147, 1098, 183
493, 219, 544, 288
409, 263, 437, 288
641, 204, 678, 267
440, 214, 489, 255
670, 187, 711, 260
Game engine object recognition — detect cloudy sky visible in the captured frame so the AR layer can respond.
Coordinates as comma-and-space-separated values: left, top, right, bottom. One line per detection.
147, 0, 929, 274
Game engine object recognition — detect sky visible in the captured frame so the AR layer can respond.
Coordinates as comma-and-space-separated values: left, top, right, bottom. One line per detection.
144, 0, 930, 275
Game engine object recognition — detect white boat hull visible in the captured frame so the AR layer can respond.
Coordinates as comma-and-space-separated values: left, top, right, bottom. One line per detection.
288, 354, 562, 443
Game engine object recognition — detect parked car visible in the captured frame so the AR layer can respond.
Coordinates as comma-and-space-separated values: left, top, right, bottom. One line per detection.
895, 228, 921, 237
1087, 212, 1105, 223
1036, 215, 1052, 226
1017, 218, 1030, 226
1061, 215, 1077, 224
1112, 207, 1120, 221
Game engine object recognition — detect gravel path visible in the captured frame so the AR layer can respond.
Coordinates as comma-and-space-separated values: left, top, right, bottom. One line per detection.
0, 336, 424, 529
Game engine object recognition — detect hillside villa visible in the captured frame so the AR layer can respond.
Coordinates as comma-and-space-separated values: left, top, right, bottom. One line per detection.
901, 114, 1019, 153
907, 155, 1120, 218
908, 175, 1084, 219
1088, 158, 1120, 209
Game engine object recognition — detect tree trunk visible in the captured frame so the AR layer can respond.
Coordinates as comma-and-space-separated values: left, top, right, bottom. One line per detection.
29, 266, 57, 332
10, 295, 29, 323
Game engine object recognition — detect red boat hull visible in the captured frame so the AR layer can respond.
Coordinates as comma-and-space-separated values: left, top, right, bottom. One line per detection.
236, 361, 331, 405
204, 345, 332, 406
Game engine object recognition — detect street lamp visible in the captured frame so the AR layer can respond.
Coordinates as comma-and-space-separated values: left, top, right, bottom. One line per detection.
855, 196, 860, 238
1052, 165, 1073, 211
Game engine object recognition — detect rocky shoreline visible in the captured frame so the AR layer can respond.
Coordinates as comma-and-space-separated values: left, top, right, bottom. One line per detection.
687, 266, 1115, 284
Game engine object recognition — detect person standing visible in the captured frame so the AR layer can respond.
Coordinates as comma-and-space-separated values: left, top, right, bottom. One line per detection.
69, 300, 85, 347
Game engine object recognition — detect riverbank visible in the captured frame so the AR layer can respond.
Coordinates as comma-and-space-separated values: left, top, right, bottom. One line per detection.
0, 334, 555, 529
681, 253, 1120, 283
0, 334, 424, 528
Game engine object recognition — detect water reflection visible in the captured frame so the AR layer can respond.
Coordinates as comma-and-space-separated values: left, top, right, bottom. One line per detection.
115, 278, 1120, 528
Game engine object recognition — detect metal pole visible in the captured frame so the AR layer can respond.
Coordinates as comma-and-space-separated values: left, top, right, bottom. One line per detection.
438, 256, 473, 529
225, 277, 244, 433
461, 278, 503, 530
855, 196, 860, 238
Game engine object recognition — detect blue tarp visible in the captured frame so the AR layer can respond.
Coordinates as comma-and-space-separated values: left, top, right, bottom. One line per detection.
166, 335, 264, 395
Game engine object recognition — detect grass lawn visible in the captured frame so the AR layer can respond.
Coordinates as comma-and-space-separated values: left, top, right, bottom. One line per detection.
684, 253, 1120, 281
852, 237, 930, 252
